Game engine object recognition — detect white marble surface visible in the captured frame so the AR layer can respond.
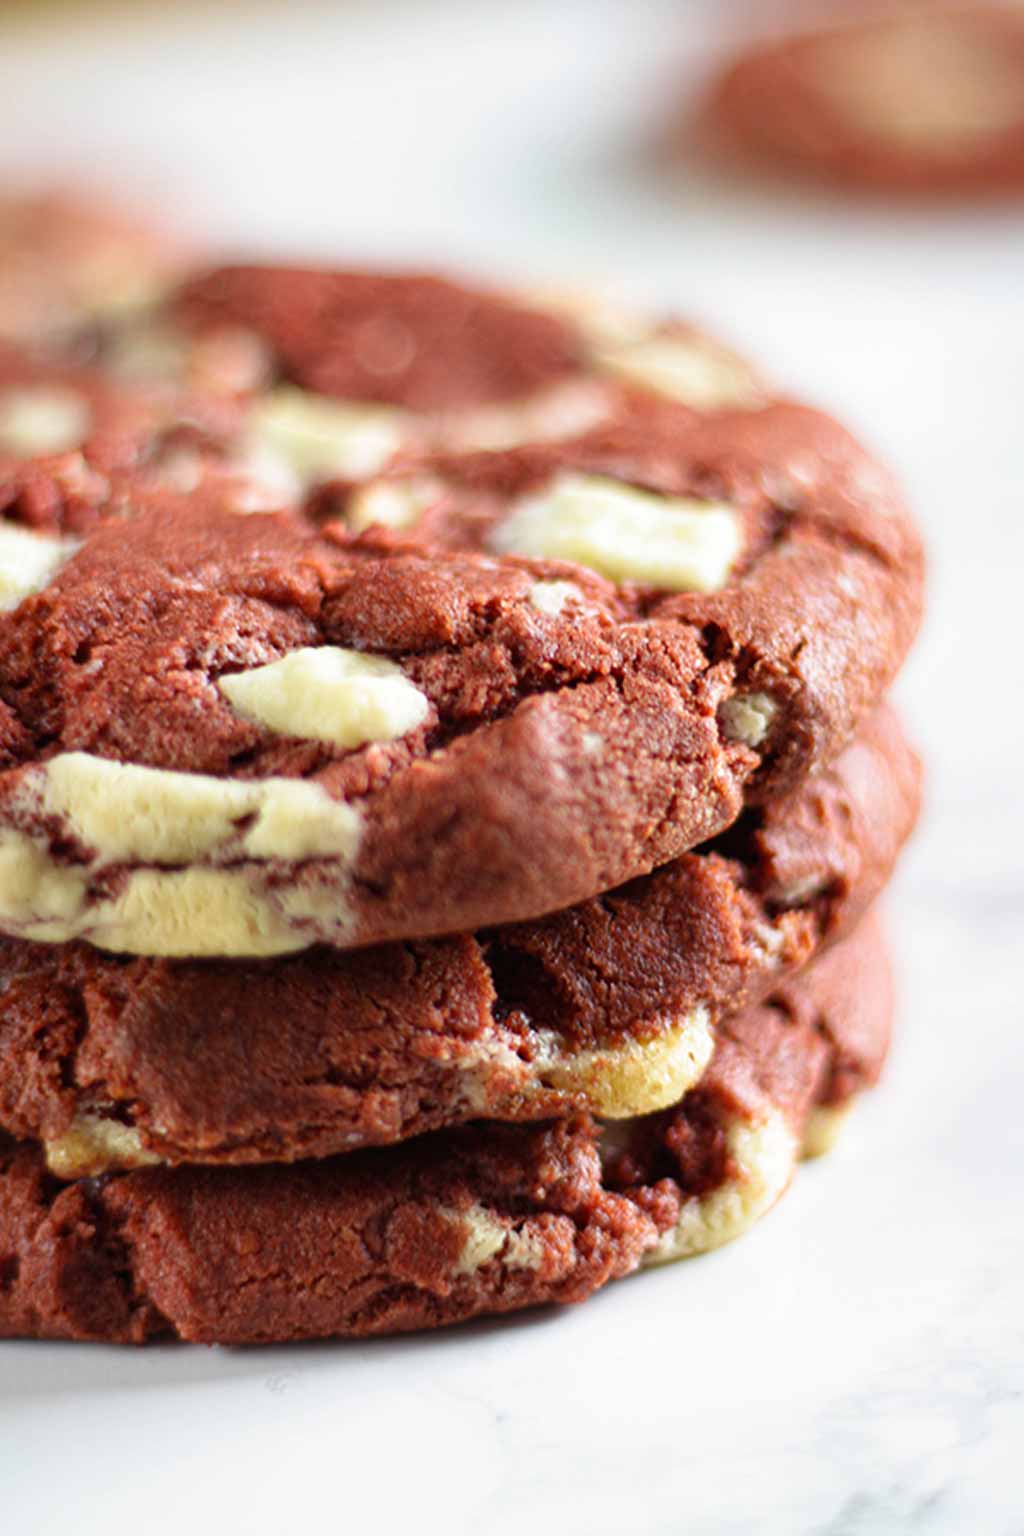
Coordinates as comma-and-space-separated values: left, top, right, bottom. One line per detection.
1, 3, 1022, 1532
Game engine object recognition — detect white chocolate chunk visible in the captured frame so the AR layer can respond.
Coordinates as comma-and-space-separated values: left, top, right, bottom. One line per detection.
0, 522, 80, 611
491, 472, 741, 591
217, 646, 430, 749
45, 1114, 160, 1179
801, 1102, 853, 1159
452, 1206, 547, 1275
453, 1206, 507, 1274
642, 1109, 797, 1264
247, 386, 405, 485
0, 386, 91, 457
227, 439, 303, 510
108, 321, 274, 395
347, 475, 444, 534
517, 284, 645, 348
814, 19, 1024, 149
535, 1006, 713, 1119
719, 691, 778, 749
521, 287, 759, 409
115, 865, 355, 957
27, 752, 360, 865
105, 321, 191, 385
443, 379, 610, 451
0, 755, 364, 957
456, 1007, 712, 1122
0, 832, 359, 958
752, 920, 786, 964
527, 579, 583, 616
593, 335, 760, 410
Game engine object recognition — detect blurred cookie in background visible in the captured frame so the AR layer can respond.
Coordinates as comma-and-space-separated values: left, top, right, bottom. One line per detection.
0, 190, 184, 351
698, 4, 1024, 195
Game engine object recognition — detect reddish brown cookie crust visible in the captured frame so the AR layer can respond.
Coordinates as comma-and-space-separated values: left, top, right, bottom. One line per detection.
0, 706, 919, 1165
703, 6, 1024, 196
172, 267, 586, 412
0, 917, 891, 1344
0, 390, 923, 951
327, 399, 923, 887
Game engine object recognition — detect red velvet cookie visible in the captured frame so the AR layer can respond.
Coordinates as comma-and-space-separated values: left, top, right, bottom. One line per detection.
704, 5, 1024, 195
0, 915, 892, 1344
0, 708, 919, 1173
0, 430, 921, 952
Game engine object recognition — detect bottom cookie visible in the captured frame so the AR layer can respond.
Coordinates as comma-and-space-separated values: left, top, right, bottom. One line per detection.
0, 916, 891, 1345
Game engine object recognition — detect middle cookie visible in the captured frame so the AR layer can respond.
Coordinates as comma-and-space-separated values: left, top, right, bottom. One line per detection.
0, 706, 919, 1174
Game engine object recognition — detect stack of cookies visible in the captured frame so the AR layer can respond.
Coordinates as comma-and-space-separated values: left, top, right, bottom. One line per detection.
0, 199, 923, 1344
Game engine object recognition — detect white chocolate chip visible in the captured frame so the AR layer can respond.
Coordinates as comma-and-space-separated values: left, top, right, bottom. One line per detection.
719, 691, 778, 749
0, 387, 91, 457
26, 752, 360, 866
0, 754, 364, 957
347, 475, 444, 534
491, 472, 741, 592
455, 1006, 712, 1122
217, 646, 430, 749
189, 327, 275, 394
0, 521, 80, 611
154, 446, 205, 494
107, 321, 273, 395
45, 1114, 160, 1179
517, 284, 646, 348
643, 1108, 797, 1263
452, 1206, 507, 1274
593, 334, 760, 410
752, 920, 786, 964
247, 386, 406, 485
527, 578, 583, 616
443, 379, 610, 451
521, 286, 759, 409
777, 874, 827, 907
225, 439, 303, 511
451, 1205, 547, 1276
581, 730, 604, 755
534, 1005, 713, 1119
801, 1102, 853, 1159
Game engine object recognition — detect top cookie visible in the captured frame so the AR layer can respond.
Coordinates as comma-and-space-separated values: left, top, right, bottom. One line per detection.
0, 358, 922, 955
101, 264, 765, 485
0, 266, 765, 530
704, 6, 1024, 195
